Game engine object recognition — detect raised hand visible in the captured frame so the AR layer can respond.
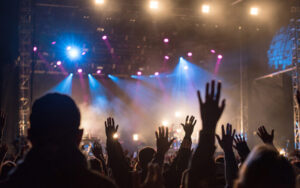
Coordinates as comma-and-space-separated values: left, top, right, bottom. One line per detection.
197, 80, 225, 132
155, 127, 175, 155
105, 117, 119, 140
181, 115, 197, 138
216, 123, 236, 152
233, 134, 250, 161
92, 141, 104, 159
257, 126, 274, 145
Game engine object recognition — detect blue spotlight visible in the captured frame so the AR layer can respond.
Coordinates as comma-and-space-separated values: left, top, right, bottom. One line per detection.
49, 73, 73, 95
108, 74, 119, 82
67, 46, 80, 60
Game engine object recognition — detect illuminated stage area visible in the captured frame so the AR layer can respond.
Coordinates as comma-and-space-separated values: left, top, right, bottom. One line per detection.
33, 57, 239, 149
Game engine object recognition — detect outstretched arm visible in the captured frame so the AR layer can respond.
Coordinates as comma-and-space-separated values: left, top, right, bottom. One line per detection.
233, 134, 250, 163
105, 117, 131, 188
188, 80, 226, 188
257, 125, 274, 146
92, 141, 108, 175
216, 124, 238, 188
164, 116, 195, 188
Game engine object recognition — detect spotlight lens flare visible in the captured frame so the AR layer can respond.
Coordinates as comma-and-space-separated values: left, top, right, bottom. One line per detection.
68, 47, 80, 59
210, 49, 216, 53
187, 52, 192, 57
102, 35, 107, 40
33, 46, 37, 52
77, 68, 83, 73
163, 38, 169, 43
162, 120, 168, 127
164, 55, 169, 60
51, 41, 56, 45
250, 7, 259, 15
202, 4, 210, 13
217, 54, 223, 59
133, 134, 139, 141
137, 71, 142, 76
154, 72, 159, 76
184, 66, 188, 70
95, 0, 104, 4
66, 46, 72, 51
149, 0, 159, 10
56, 61, 62, 66
97, 70, 101, 74
113, 133, 118, 139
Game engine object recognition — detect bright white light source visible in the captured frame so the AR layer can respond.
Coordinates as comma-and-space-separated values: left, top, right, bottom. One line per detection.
202, 4, 210, 13
184, 66, 188, 70
149, 1, 159, 10
176, 128, 182, 133
68, 48, 80, 59
175, 111, 181, 117
162, 120, 168, 127
133, 134, 139, 141
279, 149, 286, 156
250, 7, 259, 16
95, 0, 104, 5
113, 133, 119, 139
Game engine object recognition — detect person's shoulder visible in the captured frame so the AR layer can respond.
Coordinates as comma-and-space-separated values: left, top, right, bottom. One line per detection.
84, 170, 118, 188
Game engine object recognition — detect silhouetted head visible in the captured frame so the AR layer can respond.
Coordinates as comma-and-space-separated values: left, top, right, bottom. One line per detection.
0, 161, 16, 180
235, 144, 295, 188
29, 93, 83, 147
89, 158, 103, 174
138, 147, 156, 170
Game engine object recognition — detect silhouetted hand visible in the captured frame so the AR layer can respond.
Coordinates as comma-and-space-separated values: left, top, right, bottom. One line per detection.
216, 123, 236, 152
181, 115, 197, 138
92, 141, 104, 159
155, 127, 175, 155
233, 134, 250, 161
197, 80, 225, 132
105, 117, 119, 140
132, 163, 165, 188
257, 126, 274, 145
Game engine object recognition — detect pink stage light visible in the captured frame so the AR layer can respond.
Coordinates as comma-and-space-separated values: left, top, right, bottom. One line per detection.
163, 38, 169, 43
164, 55, 169, 60
77, 68, 83, 73
51, 41, 56, 45
102, 35, 108, 40
137, 71, 142, 76
187, 52, 192, 57
82, 51, 86, 55
33, 46, 37, 52
154, 72, 159, 76
56, 61, 62, 66
210, 49, 216, 53
217, 54, 223, 59
97, 70, 101, 74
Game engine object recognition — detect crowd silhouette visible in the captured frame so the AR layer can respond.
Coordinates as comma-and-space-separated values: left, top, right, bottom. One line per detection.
0, 80, 299, 188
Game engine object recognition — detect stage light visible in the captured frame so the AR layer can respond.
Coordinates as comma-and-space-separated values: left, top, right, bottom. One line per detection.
33, 46, 37, 52
163, 38, 169, 43
68, 47, 80, 59
250, 7, 259, 16
154, 72, 159, 76
217, 54, 223, 59
77, 68, 83, 73
133, 134, 139, 141
82, 51, 86, 55
176, 128, 182, 133
210, 49, 216, 53
187, 52, 192, 57
202, 4, 210, 14
95, 0, 104, 5
149, 0, 159, 10
113, 133, 119, 139
97, 70, 101, 74
102, 35, 107, 40
51, 41, 56, 45
137, 71, 142, 76
164, 55, 169, 60
66, 46, 72, 51
174, 111, 181, 117
184, 66, 188, 70
56, 61, 62, 66
162, 120, 168, 127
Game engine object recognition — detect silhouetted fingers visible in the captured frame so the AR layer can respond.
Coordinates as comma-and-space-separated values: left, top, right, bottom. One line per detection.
221, 125, 225, 137
216, 82, 221, 102
211, 80, 215, 98
197, 90, 203, 106
205, 82, 209, 101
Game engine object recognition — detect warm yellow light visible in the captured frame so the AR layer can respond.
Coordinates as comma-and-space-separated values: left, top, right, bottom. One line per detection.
95, 0, 104, 5
149, 1, 159, 10
162, 120, 168, 127
176, 128, 182, 133
202, 4, 210, 14
133, 134, 139, 141
279, 149, 286, 156
250, 7, 259, 16
113, 133, 119, 139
